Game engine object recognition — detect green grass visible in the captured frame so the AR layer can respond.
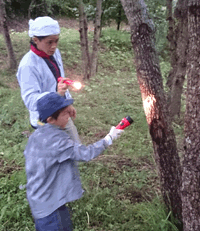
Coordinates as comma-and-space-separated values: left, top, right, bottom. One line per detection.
0, 26, 180, 230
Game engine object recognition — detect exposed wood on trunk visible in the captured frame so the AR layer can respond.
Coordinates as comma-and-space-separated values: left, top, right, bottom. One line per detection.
0, 0, 17, 70
120, 0, 182, 225
90, 0, 102, 77
182, 1, 200, 230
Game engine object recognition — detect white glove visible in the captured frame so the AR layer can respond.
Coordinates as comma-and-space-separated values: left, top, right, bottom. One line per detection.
104, 126, 124, 146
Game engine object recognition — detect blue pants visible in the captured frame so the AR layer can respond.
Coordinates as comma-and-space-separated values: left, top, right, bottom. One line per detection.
35, 205, 73, 231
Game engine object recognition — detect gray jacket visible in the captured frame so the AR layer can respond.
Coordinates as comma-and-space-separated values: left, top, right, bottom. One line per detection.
16, 49, 71, 127
24, 123, 109, 219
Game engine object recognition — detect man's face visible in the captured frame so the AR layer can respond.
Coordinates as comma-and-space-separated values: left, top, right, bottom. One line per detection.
34, 35, 59, 56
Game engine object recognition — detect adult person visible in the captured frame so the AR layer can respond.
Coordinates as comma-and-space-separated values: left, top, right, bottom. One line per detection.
16, 16, 80, 143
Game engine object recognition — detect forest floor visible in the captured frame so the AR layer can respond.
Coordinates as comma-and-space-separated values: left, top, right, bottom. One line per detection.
1, 17, 80, 32
2, 17, 94, 33
2, 16, 130, 33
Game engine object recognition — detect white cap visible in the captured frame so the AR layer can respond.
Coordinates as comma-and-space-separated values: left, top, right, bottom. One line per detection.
28, 16, 60, 37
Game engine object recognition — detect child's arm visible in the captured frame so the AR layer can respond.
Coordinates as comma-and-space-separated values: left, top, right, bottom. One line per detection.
52, 127, 123, 163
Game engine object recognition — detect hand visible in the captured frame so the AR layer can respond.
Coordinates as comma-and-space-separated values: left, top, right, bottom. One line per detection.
57, 78, 69, 96
104, 126, 124, 146
108, 126, 124, 140
67, 105, 77, 119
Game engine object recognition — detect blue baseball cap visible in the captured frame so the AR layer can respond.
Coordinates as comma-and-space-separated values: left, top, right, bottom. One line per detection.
37, 92, 74, 122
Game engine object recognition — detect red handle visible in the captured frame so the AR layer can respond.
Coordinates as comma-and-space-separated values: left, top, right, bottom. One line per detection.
57, 77, 74, 85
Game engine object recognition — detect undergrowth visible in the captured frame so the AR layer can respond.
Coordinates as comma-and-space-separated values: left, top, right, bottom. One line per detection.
0, 25, 179, 231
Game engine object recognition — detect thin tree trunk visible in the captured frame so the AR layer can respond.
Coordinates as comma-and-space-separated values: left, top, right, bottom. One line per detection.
117, 1, 122, 30
43, 0, 48, 15
120, 0, 182, 226
166, 0, 176, 90
79, 0, 90, 79
182, 1, 200, 230
0, 0, 17, 70
169, 0, 188, 119
28, 0, 36, 19
90, 0, 102, 77
100, 1, 108, 37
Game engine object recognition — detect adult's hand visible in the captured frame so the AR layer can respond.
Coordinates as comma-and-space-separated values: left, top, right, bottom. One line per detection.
57, 78, 69, 96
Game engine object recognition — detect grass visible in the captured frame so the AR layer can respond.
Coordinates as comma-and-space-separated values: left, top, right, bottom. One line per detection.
0, 24, 180, 230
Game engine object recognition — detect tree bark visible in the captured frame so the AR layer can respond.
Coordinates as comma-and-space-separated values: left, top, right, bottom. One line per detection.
90, 0, 102, 77
28, 0, 36, 19
167, 0, 188, 119
166, 0, 176, 90
78, 0, 91, 79
182, 1, 200, 230
120, 0, 183, 225
0, 0, 17, 70
117, 1, 122, 30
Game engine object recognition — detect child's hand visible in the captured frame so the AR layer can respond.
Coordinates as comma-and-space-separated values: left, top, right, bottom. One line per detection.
57, 78, 69, 96
67, 105, 77, 119
104, 126, 124, 145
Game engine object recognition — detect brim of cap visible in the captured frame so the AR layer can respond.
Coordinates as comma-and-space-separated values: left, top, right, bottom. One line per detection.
62, 98, 74, 108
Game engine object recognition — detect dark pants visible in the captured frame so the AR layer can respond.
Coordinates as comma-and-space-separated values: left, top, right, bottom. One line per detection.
35, 205, 73, 231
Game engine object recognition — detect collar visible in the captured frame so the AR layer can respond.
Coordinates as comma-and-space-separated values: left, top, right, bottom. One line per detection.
31, 44, 50, 58
37, 120, 45, 126
37, 120, 65, 130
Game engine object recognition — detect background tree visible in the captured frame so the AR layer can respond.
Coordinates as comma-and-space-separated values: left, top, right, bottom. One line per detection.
79, 0, 91, 79
182, 0, 200, 230
0, 0, 17, 69
166, 0, 188, 119
120, 0, 183, 226
90, 0, 102, 77
78, 0, 103, 79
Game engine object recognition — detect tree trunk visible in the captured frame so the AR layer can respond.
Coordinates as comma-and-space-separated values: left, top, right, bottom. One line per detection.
167, 0, 188, 119
78, 0, 90, 80
166, 0, 176, 90
0, 0, 17, 70
117, 1, 122, 30
90, 0, 102, 77
28, 0, 36, 19
182, 1, 200, 230
43, 0, 48, 15
100, 1, 108, 37
120, 0, 183, 225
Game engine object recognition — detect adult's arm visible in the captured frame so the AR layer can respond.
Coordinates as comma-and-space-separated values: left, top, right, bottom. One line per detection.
17, 64, 50, 111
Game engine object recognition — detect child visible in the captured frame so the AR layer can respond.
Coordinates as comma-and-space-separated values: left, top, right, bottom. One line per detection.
24, 92, 124, 231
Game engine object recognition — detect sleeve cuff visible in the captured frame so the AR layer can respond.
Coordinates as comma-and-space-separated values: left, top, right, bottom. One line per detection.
104, 134, 112, 146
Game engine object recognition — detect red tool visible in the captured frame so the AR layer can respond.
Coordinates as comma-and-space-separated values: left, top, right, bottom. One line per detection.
116, 116, 133, 130
58, 77, 82, 90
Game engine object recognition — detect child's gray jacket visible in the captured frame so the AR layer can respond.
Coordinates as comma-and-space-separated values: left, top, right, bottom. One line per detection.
24, 123, 108, 219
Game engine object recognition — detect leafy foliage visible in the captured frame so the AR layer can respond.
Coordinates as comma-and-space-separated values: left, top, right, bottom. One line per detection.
0, 171, 34, 231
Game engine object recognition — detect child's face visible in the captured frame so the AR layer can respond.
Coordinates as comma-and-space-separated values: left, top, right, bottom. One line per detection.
34, 35, 59, 56
50, 107, 71, 129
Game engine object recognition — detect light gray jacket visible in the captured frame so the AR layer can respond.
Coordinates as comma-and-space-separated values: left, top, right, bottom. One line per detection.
16, 49, 71, 127
24, 123, 109, 219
